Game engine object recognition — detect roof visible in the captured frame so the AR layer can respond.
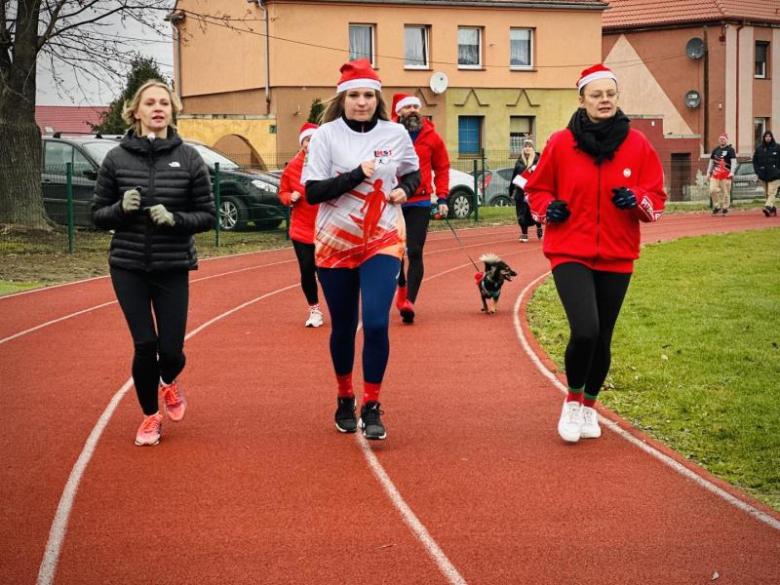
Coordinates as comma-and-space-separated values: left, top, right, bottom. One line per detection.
603, 0, 780, 29
278, 0, 606, 7
35, 106, 109, 135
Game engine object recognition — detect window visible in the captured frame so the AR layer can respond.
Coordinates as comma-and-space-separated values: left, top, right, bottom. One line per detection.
405, 25, 430, 69
44, 141, 74, 173
510, 28, 533, 69
349, 24, 375, 65
755, 118, 769, 147
458, 116, 482, 154
755, 42, 769, 78
458, 27, 481, 68
509, 116, 534, 153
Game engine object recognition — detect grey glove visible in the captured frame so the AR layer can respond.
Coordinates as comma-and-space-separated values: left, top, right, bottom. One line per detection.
148, 204, 175, 227
121, 189, 141, 214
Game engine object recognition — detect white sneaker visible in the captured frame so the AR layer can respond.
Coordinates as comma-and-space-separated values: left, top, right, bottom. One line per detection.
305, 308, 324, 328
580, 406, 602, 439
558, 400, 582, 443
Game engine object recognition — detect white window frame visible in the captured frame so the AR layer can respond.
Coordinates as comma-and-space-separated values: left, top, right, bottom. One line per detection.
755, 42, 769, 79
510, 28, 534, 70
458, 27, 482, 70
349, 23, 376, 66
404, 25, 430, 70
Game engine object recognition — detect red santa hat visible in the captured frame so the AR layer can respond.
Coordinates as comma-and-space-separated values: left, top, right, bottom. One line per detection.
577, 64, 618, 92
336, 58, 382, 93
298, 122, 318, 145
718, 132, 729, 141
392, 93, 422, 116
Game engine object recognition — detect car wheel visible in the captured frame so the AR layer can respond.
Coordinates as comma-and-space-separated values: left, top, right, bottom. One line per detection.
448, 189, 473, 219
219, 199, 248, 231
490, 195, 513, 207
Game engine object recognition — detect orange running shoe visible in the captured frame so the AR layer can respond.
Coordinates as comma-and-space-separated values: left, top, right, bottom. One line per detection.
135, 413, 163, 446
161, 380, 187, 422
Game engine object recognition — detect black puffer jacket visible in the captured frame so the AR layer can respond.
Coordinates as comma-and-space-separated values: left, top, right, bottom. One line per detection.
753, 132, 780, 182
92, 128, 215, 272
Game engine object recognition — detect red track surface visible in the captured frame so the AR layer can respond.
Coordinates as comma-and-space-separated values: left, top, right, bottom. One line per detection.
1, 211, 779, 584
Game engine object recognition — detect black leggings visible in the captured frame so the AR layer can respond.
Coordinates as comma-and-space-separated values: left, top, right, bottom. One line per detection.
397, 206, 431, 303
111, 267, 189, 416
552, 262, 631, 397
515, 193, 540, 235
292, 240, 319, 306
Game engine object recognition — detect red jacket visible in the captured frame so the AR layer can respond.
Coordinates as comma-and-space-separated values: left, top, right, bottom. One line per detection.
408, 119, 450, 204
279, 149, 318, 244
525, 128, 666, 273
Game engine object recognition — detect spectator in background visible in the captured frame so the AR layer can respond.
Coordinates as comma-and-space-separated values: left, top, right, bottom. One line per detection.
708, 133, 737, 216
279, 122, 325, 327
509, 138, 542, 242
525, 64, 667, 444
391, 93, 450, 324
302, 59, 420, 440
92, 80, 215, 446
753, 130, 779, 217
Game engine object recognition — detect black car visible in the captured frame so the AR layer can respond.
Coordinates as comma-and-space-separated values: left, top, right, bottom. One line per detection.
40, 135, 286, 231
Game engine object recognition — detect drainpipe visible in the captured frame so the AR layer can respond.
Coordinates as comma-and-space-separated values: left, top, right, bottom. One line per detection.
703, 26, 709, 153
251, 0, 271, 114
164, 11, 186, 102
734, 21, 746, 154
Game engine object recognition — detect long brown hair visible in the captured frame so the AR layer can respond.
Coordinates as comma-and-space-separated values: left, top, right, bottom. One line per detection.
321, 90, 390, 124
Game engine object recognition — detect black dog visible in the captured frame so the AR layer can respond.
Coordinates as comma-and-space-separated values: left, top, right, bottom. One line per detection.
476, 253, 517, 314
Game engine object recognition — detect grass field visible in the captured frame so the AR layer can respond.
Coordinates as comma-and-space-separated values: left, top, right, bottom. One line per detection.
527, 228, 780, 510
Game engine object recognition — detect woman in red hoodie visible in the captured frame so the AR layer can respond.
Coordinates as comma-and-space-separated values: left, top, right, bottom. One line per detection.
525, 64, 666, 445
279, 122, 323, 327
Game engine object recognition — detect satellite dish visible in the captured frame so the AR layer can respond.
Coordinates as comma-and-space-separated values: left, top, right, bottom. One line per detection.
686, 38, 705, 60
685, 90, 701, 109
430, 72, 449, 94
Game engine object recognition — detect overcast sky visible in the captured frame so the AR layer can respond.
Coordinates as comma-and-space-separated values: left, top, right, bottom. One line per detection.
36, 15, 175, 107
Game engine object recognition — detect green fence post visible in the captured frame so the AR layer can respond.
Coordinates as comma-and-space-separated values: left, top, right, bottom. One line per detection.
66, 162, 74, 254
214, 162, 221, 248
285, 205, 291, 240
472, 159, 479, 222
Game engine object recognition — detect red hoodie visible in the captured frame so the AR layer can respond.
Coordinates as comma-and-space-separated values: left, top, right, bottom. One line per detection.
279, 149, 318, 244
408, 119, 450, 205
525, 127, 666, 273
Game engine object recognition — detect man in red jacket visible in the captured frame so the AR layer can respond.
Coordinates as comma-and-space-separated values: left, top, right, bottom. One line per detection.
392, 93, 450, 324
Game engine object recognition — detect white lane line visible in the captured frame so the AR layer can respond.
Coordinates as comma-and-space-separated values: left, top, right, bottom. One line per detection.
36, 283, 299, 585
357, 435, 468, 585
512, 274, 780, 532
0, 259, 296, 346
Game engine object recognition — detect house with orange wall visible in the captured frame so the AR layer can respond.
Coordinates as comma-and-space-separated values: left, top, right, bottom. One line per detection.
167, 0, 607, 169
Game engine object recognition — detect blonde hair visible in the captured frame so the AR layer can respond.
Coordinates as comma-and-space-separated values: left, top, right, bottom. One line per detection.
321, 90, 389, 124
122, 80, 182, 135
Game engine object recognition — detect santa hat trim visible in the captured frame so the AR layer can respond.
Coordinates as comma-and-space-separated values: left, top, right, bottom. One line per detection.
299, 128, 317, 145
337, 78, 382, 93
395, 96, 421, 114
577, 69, 618, 92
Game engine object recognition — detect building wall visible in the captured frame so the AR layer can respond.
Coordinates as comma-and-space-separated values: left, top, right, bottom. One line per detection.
175, 0, 604, 157
177, 116, 277, 169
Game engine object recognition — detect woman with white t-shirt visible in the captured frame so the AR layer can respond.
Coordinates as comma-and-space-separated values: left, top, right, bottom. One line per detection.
302, 59, 420, 440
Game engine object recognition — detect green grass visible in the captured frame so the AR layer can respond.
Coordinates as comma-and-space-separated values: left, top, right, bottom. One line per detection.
527, 229, 780, 510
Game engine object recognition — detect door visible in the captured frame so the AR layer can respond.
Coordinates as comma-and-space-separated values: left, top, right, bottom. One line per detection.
670, 153, 690, 202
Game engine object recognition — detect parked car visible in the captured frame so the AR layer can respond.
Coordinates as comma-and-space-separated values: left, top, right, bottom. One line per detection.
40, 134, 287, 231
731, 160, 764, 201
444, 168, 482, 219
475, 167, 517, 207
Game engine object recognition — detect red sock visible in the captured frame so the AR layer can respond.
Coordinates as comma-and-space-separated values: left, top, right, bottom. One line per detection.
337, 374, 354, 398
583, 392, 597, 408
363, 382, 381, 404
567, 386, 584, 403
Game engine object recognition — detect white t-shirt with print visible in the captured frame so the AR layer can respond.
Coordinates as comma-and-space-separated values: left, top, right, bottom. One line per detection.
302, 117, 419, 268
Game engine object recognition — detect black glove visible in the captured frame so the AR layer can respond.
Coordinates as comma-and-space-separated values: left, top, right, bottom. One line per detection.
546, 200, 571, 223
611, 187, 637, 210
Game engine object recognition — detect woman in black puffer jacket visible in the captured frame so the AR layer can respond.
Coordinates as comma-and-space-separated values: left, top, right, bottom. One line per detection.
92, 80, 215, 446
753, 130, 780, 217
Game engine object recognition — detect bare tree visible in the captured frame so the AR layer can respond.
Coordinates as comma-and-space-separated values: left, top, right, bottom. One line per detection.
0, 1, 172, 227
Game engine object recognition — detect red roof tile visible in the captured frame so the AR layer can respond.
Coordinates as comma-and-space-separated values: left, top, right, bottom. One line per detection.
603, 0, 780, 29
36, 106, 109, 135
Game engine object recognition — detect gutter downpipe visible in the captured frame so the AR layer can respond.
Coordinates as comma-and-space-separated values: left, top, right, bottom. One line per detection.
703, 26, 709, 153
735, 21, 746, 155
253, 0, 271, 114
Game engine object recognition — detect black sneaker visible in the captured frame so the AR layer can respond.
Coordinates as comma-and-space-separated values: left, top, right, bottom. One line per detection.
335, 396, 357, 433
712, 207, 721, 215
359, 401, 387, 440
763, 206, 772, 217
722, 208, 729, 216
536, 226, 544, 240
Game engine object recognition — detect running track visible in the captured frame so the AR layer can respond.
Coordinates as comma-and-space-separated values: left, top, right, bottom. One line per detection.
1, 211, 779, 584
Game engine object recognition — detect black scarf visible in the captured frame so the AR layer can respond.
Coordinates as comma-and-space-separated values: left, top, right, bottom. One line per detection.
567, 108, 630, 165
